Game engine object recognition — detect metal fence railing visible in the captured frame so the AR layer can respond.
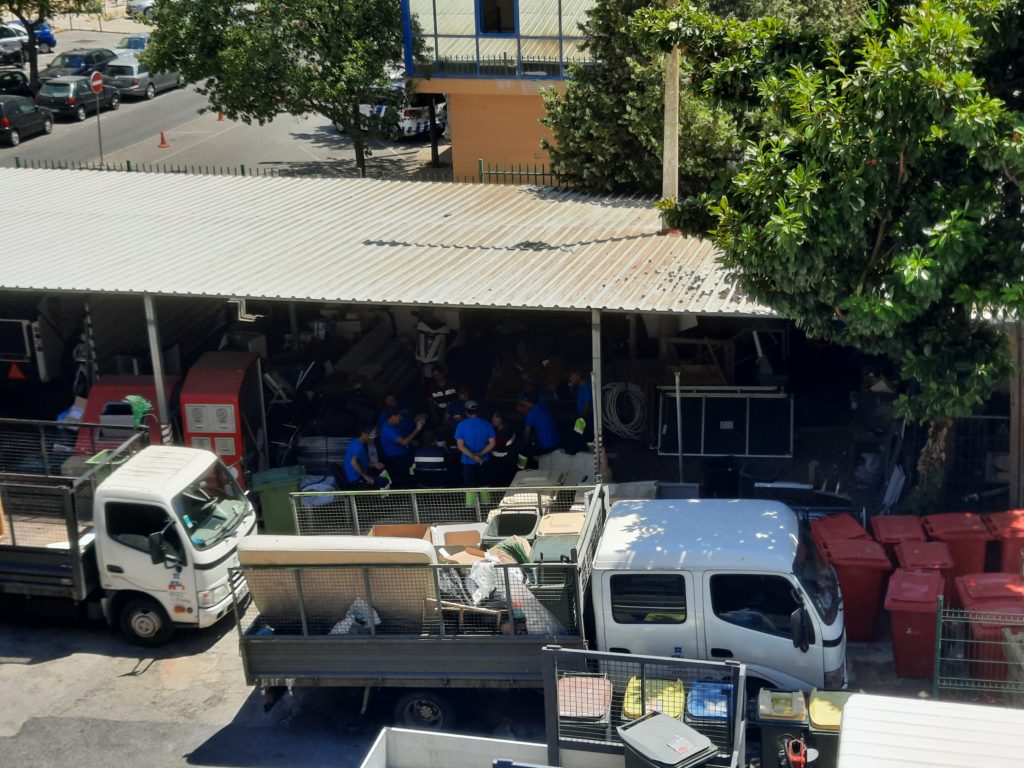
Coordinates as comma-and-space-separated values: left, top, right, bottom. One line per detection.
234, 560, 580, 640
478, 158, 561, 186
0, 419, 148, 548
540, 646, 746, 768
290, 485, 593, 537
934, 598, 1024, 705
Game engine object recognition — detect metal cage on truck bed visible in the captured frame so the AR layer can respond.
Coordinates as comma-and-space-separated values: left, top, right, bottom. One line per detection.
0, 418, 149, 600
233, 485, 607, 690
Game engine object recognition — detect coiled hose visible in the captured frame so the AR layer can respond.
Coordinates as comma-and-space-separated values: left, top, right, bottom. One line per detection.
601, 382, 646, 441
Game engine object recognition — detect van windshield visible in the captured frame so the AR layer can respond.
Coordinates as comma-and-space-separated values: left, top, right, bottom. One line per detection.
172, 460, 247, 550
794, 528, 840, 625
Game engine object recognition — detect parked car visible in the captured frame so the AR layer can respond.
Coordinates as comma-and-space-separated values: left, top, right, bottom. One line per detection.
39, 48, 118, 83
0, 67, 32, 97
114, 33, 149, 53
332, 83, 447, 141
5, 20, 57, 53
0, 94, 52, 146
0, 24, 24, 65
105, 54, 177, 99
35, 75, 119, 121
126, 0, 157, 19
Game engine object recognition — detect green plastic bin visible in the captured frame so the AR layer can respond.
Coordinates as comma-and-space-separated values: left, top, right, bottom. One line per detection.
252, 466, 305, 534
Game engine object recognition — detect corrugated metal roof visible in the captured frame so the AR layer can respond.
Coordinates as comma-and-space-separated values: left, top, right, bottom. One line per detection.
0, 168, 769, 317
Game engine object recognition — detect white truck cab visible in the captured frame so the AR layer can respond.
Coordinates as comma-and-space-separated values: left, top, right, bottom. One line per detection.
591, 498, 846, 690
93, 446, 257, 645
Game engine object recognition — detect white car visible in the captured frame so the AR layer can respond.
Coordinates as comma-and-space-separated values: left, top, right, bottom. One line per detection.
126, 0, 156, 19
114, 33, 150, 53
333, 84, 447, 141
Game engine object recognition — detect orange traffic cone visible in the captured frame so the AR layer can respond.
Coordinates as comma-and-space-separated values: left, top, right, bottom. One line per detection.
217, 112, 225, 121
158, 131, 170, 148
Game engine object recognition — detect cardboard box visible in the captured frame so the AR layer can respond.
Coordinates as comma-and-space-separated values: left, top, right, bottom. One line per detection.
367, 524, 432, 542
438, 546, 487, 565
444, 530, 481, 548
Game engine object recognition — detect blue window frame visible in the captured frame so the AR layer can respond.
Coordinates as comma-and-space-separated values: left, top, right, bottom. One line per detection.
478, 0, 516, 36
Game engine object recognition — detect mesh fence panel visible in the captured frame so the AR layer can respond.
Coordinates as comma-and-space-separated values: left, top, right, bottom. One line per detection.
547, 647, 742, 767
936, 606, 1024, 704
292, 486, 591, 536
235, 561, 579, 639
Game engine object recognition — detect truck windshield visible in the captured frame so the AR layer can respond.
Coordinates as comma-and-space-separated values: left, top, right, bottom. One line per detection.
794, 529, 840, 625
173, 461, 247, 550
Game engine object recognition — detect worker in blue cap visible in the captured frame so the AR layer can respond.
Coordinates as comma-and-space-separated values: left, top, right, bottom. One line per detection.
454, 400, 496, 489
517, 392, 560, 468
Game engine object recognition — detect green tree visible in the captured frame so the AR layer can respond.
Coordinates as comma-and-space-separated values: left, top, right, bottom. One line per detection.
540, 0, 864, 195
4, 1, 90, 86
144, 0, 409, 175
643, 0, 1024, 504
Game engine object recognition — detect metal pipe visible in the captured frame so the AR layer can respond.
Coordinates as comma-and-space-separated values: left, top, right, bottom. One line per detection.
288, 302, 300, 350
591, 310, 603, 481
143, 294, 172, 444
675, 369, 683, 483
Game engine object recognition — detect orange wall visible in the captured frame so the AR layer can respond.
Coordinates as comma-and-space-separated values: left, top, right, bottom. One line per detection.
448, 93, 554, 181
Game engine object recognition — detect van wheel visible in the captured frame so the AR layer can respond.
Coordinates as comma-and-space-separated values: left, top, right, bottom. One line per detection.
393, 691, 456, 730
120, 596, 174, 646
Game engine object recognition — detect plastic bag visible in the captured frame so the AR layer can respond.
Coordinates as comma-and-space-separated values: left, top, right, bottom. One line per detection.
328, 597, 382, 635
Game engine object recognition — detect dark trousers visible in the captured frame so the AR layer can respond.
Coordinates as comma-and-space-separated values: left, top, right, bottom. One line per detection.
461, 461, 487, 488
383, 453, 413, 488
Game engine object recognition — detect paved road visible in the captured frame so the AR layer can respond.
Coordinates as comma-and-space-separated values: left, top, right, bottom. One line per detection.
0, 27, 444, 177
0, 599, 545, 768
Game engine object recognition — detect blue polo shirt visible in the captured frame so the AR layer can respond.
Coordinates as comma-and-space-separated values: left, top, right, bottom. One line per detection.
343, 439, 369, 482
525, 402, 559, 450
576, 381, 593, 416
380, 421, 410, 457
454, 416, 496, 464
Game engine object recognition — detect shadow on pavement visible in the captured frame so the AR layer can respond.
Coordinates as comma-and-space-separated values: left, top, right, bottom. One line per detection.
0, 594, 235, 663
186, 687, 547, 767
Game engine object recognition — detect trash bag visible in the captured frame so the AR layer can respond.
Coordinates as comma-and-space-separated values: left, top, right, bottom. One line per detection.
328, 597, 382, 635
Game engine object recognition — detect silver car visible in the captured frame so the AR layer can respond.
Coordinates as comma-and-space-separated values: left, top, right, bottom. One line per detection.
105, 55, 178, 100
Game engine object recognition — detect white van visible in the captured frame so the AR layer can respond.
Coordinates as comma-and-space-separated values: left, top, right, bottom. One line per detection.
590, 498, 847, 691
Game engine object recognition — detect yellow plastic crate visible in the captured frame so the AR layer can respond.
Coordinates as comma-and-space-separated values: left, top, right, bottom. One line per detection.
622, 676, 686, 720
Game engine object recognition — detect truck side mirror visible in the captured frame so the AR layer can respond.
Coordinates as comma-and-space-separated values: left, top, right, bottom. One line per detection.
148, 531, 165, 565
790, 606, 811, 652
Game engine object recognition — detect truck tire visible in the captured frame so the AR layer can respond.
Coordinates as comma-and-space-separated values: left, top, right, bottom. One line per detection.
393, 691, 456, 730
120, 597, 174, 647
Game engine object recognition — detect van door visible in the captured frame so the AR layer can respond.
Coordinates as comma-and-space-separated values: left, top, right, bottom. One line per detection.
99, 500, 191, 618
701, 571, 824, 687
599, 571, 700, 659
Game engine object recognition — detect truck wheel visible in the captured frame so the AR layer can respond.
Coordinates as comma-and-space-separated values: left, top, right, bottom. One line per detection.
120, 597, 174, 647
393, 691, 456, 730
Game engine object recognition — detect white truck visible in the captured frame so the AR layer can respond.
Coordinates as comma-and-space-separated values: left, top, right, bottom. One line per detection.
0, 418, 256, 645
232, 486, 846, 726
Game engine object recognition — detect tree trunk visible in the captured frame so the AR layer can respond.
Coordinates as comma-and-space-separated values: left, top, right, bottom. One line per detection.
908, 418, 955, 514
352, 102, 366, 177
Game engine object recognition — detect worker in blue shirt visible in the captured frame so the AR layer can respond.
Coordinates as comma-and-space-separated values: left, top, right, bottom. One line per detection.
454, 401, 496, 488
566, 369, 594, 454
379, 408, 424, 488
517, 392, 560, 467
377, 392, 413, 433
340, 425, 385, 488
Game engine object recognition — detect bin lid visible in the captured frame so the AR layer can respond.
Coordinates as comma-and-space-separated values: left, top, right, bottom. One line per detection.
983, 510, 1024, 539
757, 689, 807, 722
895, 541, 954, 570
808, 690, 853, 732
822, 538, 891, 570
557, 675, 612, 720
922, 512, 991, 541
251, 465, 305, 490
955, 573, 1024, 607
686, 682, 731, 719
616, 712, 716, 768
884, 568, 943, 613
811, 513, 870, 545
869, 515, 925, 545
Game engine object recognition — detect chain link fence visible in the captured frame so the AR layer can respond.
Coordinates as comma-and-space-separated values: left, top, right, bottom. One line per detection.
541, 646, 746, 768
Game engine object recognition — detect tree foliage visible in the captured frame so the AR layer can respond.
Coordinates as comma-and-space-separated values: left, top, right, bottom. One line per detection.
639, 0, 1023, 430
144, 0, 408, 173
540, 0, 865, 195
